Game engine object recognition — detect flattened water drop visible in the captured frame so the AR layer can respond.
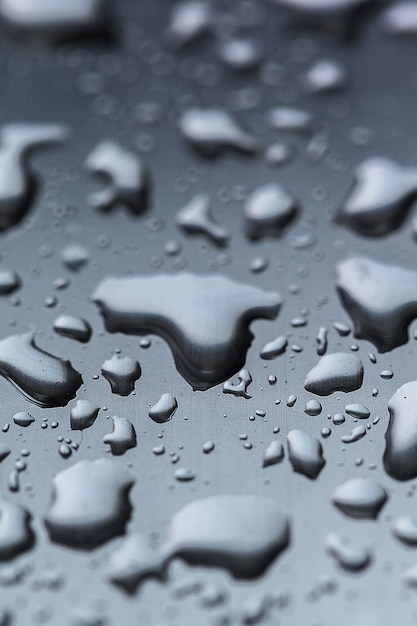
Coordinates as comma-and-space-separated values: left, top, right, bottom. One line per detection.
44, 459, 134, 549
0, 0, 109, 41
0, 270, 20, 295
166, 0, 212, 48
345, 404, 370, 419
148, 393, 178, 424
0, 497, 34, 560
302, 59, 347, 93
101, 355, 141, 396
341, 425, 366, 443
382, 1, 417, 36
93, 273, 281, 390
304, 400, 322, 416
0, 123, 68, 232
179, 109, 258, 157
86, 140, 149, 215
337, 256, 417, 352
304, 352, 363, 396
70, 400, 100, 431
216, 37, 263, 72
332, 478, 387, 519
337, 158, 417, 236
61, 243, 90, 271
53, 315, 92, 343
13, 411, 34, 427
260, 335, 287, 360
268, 107, 314, 133
384, 381, 417, 481
103, 416, 136, 456
287, 430, 325, 479
244, 183, 297, 241
176, 194, 229, 246
164, 495, 290, 579
325, 533, 371, 572
0, 332, 82, 407
223, 368, 252, 398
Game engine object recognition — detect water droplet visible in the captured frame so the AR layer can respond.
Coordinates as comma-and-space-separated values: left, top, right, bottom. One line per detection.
384, 381, 417, 480
382, 1, 417, 36
223, 368, 252, 398
216, 37, 263, 72
304, 399, 322, 416
202, 441, 215, 453
61, 243, 90, 271
70, 400, 100, 431
325, 533, 371, 572
262, 440, 284, 467
53, 315, 92, 343
0, 332, 82, 407
332, 478, 387, 519
93, 273, 281, 390
0, 497, 34, 560
0, 270, 20, 295
166, 0, 212, 48
101, 355, 141, 396
85, 141, 150, 215
13, 411, 34, 427
44, 458, 134, 549
148, 393, 178, 424
304, 352, 363, 396
244, 183, 297, 241
264, 142, 294, 166
174, 467, 196, 482
316, 326, 328, 356
268, 107, 314, 133
260, 335, 287, 359
103, 416, 136, 455
0, 123, 68, 232
345, 403, 370, 419
287, 430, 325, 479
176, 193, 229, 245
392, 516, 417, 545
337, 158, 417, 236
341, 425, 366, 443
302, 59, 347, 93
179, 109, 258, 157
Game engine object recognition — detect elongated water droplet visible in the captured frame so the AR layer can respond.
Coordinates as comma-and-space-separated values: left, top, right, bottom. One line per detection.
179, 109, 258, 157
0, 497, 34, 560
260, 335, 287, 359
345, 403, 370, 419
13, 411, 34, 427
302, 59, 347, 93
93, 273, 281, 390
0, 332, 82, 407
268, 107, 314, 132
341, 425, 366, 443
384, 381, 417, 480
287, 429, 325, 479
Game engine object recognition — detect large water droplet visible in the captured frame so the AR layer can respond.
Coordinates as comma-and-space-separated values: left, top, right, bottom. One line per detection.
0, 332, 82, 407
336, 256, 417, 352
148, 393, 178, 424
53, 315, 92, 343
0, 497, 34, 560
101, 355, 141, 396
332, 478, 387, 519
44, 459, 134, 549
337, 158, 417, 236
384, 381, 417, 481
93, 273, 281, 390
244, 183, 297, 240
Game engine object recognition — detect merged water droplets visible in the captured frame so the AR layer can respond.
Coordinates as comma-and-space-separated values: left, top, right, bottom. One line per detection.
44, 459, 134, 549
244, 183, 298, 241
325, 533, 371, 572
179, 109, 258, 157
338, 158, 417, 236
332, 478, 388, 519
176, 193, 229, 246
0, 123, 68, 232
0, 332, 82, 407
93, 273, 281, 390
107, 495, 290, 593
85, 141, 150, 215
336, 256, 417, 352
223, 368, 252, 398
304, 352, 363, 395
